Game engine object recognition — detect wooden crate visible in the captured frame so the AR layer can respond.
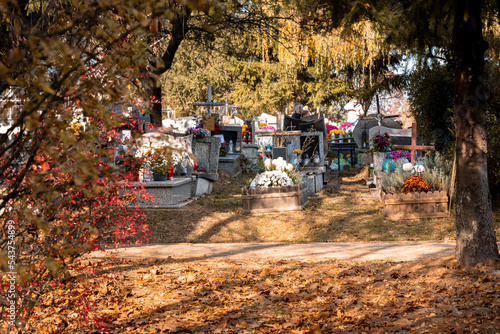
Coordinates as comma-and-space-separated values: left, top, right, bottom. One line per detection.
381, 191, 449, 220
242, 184, 308, 214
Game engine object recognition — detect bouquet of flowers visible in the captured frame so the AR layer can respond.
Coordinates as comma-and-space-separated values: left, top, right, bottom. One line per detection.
186, 127, 210, 137
260, 125, 276, 132
391, 150, 412, 162
371, 132, 393, 152
264, 157, 294, 173
325, 124, 338, 135
340, 122, 355, 137
248, 157, 300, 189
248, 171, 294, 189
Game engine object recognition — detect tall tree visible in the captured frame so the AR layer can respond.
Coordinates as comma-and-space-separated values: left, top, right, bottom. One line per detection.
144, 0, 285, 126
304, 0, 500, 265
452, 0, 499, 265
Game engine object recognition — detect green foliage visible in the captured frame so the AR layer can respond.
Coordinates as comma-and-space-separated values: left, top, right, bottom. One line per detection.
407, 64, 455, 151
148, 155, 171, 174
242, 160, 265, 175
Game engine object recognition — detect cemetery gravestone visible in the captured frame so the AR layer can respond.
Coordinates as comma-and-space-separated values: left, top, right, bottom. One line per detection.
353, 116, 402, 149
368, 126, 423, 148
192, 136, 221, 181
219, 125, 243, 151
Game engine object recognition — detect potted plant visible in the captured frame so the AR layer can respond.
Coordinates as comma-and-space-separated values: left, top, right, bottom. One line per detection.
148, 155, 172, 181
371, 133, 393, 171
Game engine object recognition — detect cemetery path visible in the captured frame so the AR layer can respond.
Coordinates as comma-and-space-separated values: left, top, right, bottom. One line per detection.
92, 241, 464, 262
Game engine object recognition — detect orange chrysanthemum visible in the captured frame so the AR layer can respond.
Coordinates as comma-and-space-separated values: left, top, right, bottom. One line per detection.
402, 175, 430, 193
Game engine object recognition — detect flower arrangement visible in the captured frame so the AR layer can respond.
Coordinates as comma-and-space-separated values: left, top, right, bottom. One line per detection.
340, 122, 355, 138
260, 125, 276, 131
328, 129, 345, 140
391, 150, 412, 161
402, 175, 430, 193
248, 157, 300, 189
243, 129, 252, 143
259, 122, 267, 127
339, 122, 354, 129
71, 122, 83, 132
220, 141, 228, 157
264, 157, 294, 173
148, 155, 171, 174
371, 133, 393, 152
248, 171, 294, 189
186, 127, 210, 137
325, 124, 338, 134
242, 124, 249, 132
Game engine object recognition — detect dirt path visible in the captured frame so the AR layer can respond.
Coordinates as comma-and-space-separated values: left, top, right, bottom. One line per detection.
91, 241, 463, 262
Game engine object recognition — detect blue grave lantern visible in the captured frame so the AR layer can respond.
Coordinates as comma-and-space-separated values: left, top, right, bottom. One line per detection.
383, 147, 395, 172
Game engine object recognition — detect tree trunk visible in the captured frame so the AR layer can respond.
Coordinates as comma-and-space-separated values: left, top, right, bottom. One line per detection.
148, 5, 192, 128
150, 82, 163, 128
453, 0, 499, 266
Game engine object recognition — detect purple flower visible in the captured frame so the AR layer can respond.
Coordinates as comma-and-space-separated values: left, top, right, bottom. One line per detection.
326, 124, 338, 133
391, 151, 402, 159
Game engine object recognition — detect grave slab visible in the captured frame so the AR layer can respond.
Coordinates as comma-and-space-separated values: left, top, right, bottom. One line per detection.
191, 174, 214, 197
241, 144, 260, 162
218, 154, 242, 176
130, 177, 192, 209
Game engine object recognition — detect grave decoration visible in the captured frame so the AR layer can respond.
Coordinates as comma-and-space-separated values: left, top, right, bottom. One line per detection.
147, 151, 181, 181
353, 115, 402, 149
326, 124, 338, 140
242, 157, 307, 214
339, 122, 355, 140
242, 124, 252, 143
370, 132, 393, 172
123, 132, 197, 208
186, 127, 210, 138
377, 154, 451, 219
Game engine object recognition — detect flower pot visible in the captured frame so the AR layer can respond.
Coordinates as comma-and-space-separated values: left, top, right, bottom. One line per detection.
152, 173, 167, 181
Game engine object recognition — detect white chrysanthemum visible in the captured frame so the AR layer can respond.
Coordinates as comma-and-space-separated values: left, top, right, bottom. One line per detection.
403, 162, 413, 171
414, 165, 425, 173
248, 171, 294, 189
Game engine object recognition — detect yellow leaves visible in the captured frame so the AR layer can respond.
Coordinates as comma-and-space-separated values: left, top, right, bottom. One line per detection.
275, 19, 393, 72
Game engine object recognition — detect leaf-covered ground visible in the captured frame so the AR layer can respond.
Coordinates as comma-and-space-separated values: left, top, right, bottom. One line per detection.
16, 169, 500, 333
29, 256, 500, 333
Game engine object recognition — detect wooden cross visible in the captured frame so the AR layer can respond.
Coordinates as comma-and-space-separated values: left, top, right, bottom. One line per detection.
392, 123, 435, 164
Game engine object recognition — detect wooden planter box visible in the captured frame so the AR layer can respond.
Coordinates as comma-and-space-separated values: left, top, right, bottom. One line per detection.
242, 184, 308, 214
381, 191, 449, 220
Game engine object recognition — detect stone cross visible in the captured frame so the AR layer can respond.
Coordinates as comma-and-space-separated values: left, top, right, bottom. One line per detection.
193, 84, 226, 116
392, 123, 435, 164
